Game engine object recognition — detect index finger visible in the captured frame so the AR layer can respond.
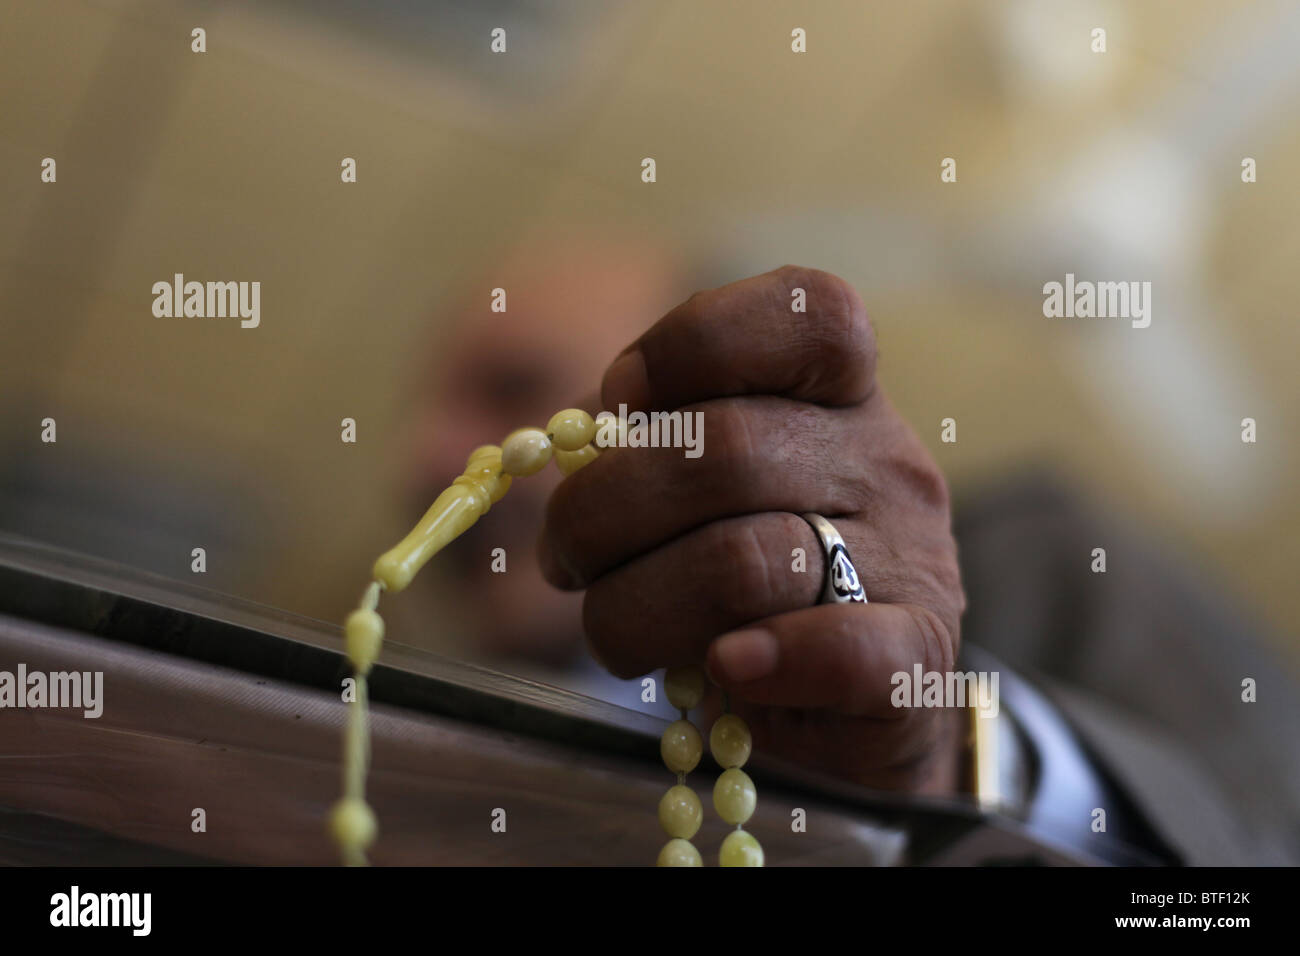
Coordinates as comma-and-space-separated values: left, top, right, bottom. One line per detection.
601, 265, 877, 413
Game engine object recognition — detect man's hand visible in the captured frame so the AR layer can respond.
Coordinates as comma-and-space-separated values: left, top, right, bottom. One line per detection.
538, 266, 967, 791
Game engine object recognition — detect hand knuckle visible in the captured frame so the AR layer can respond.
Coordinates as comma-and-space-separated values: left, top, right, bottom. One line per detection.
910, 604, 955, 675
777, 266, 876, 398
702, 400, 760, 482
908, 458, 952, 515
708, 522, 775, 621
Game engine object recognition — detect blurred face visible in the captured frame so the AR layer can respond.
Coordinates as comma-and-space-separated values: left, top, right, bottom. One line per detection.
405, 240, 684, 665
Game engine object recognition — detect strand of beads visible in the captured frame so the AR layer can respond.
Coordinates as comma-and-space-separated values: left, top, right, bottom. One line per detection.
657, 665, 708, 866
327, 579, 385, 866
328, 409, 601, 865
711, 702, 764, 866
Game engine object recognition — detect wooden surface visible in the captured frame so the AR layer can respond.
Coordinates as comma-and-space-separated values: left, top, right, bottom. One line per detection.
0, 533, 1124, 866
0, 613, 909, 866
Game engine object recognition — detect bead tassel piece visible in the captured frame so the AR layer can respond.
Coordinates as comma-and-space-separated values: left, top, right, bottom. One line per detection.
371, 448, 510, 592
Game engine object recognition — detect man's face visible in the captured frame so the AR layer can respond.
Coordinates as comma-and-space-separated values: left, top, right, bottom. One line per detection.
406, 243, 683, 665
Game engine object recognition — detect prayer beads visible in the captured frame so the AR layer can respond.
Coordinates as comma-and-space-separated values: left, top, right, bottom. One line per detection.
664, 664, 706, 711
719, 829, 765, 867
660, 719, 703, 773
553, 444, 599, 475
713, 769, 757, 824
657, 665, 707, 866
709, 713, 752, 769
709, 705, 763, 866
657, 838, 702, 867
501, 427, 552, 477
658, 785, 703, 839
330, 408, 761, 866
333, 410, 603, 866
656, 664, 765, 867
370, 451, 511, 593
546, 408, 597, 451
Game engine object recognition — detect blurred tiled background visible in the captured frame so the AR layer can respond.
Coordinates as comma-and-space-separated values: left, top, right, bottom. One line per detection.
2, 1, 1296, 665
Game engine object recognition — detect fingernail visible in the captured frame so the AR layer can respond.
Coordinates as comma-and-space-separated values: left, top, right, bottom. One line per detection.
708, 629, 778, 684
602, 348, 649, 411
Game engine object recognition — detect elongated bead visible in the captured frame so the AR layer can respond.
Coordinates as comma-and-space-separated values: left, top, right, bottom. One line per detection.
660, 719, 703, 774
713, 768, 757, 825
344, 608, 384, 673
371, 450, 511, 591
658, 784, 703, 839
709, 713, 752, 769
373, 483, 490, 591
665, 664, 706, 710
657, 839, 703, 867
719, 829, 764, 867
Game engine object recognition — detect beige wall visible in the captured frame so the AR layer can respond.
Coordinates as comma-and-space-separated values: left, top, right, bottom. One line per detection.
1, 1, 1296, 662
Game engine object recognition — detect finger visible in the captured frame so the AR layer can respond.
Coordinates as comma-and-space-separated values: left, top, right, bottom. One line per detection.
539, 395, 865, 589
581, 512, 822, 678
703, 601, 956, 719
721, 699, 963, 791
601, 265, 876, 413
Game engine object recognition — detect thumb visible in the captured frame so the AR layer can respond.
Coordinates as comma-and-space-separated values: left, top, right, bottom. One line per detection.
704, 601, 956, 718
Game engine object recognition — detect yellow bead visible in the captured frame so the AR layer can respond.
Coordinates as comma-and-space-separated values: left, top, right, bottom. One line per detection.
719, 829, 764, 867
344, 609, 384, 673
462, 453, 511, 503
327, 797, 378, 850
657, 838, 702, 867
713, 768, 757, 825
546, 408, 597, 452
657, 784, 703, 839
501, 428, 552, 477
463, 452, 501, 478
660, 719, 703, 774
553, 444, 599, 476
465, 444, 502, 466
709, 713, 752, 769
665, 665, 706, 711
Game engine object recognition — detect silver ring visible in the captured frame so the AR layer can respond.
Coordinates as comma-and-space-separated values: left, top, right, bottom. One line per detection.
800, 513, 868, 605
